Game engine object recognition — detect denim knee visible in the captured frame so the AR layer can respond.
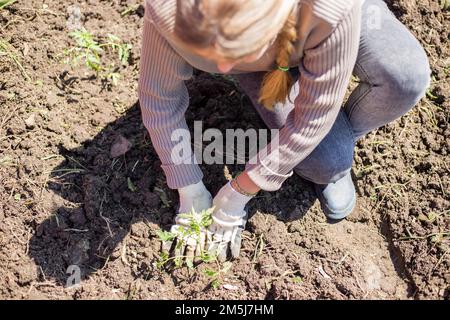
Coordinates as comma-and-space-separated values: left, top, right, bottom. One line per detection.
295, 112, 355, 185
380, 48, 431, 113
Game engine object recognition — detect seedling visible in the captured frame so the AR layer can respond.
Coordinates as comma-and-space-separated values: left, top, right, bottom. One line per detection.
63, 28, 132, 86
156, 207, 232, 288
204, 261, 232, 289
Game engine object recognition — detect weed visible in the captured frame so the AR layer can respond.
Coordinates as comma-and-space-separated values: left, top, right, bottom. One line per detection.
204, 261, 232, 289
63, 28, 131, 86
156, 207, 232, 288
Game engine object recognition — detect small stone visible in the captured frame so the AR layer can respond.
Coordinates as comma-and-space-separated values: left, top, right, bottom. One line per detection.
66, 5, 84, 31
69, 208, 87, 226
46, 91, 58, 106
24, 113, 36, 129
22, 43, 30, 56
110, 135, 132, 158
223, 284, 239, 291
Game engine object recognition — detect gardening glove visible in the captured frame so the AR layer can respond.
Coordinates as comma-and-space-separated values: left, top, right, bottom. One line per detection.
162, 181, 212, 265
207, 181, 254, 262
178, 180, 212, 215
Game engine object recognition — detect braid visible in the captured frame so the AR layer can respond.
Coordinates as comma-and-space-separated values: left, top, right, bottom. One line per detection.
258, 12, 297, 110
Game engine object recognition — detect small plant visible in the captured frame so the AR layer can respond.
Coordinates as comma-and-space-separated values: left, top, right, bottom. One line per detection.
0, 0, 16, 10
156, 207, 232, 288
63, 28, 132, 86
204, 261, 233, 289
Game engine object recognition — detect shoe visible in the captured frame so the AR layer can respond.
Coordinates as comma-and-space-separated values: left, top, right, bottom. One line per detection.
314, 172, 356, 221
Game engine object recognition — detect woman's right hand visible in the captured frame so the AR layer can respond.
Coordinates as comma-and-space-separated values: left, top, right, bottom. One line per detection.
162, 181, 213, 266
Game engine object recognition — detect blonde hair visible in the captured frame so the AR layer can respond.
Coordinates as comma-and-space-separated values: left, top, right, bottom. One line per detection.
175, 0, 298, 110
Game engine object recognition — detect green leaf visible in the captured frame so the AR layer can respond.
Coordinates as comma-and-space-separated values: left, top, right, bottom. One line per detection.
121, 5, 139, 16
177, 213, 192, 220
200, 252, 215, 263
200, 211, 213, 228
86, 54, 101, 71
292, 276, 303, 284
14, 193, 21, 201
174, 257, 183, 268
156, 251, 169, 269
156, 229, 175, 242
211, 279, 220, 289
0, 0, 17, 9
175, 239, 185, 249
186, 259, 194, 269
154, 187, 171, 207
127, 177, 137, 192
107, 34, 121, 43
426, 89, 438, 101
189, 222, 200, 234
89, 44, 103, 55
119, 44, 131, 65
204, 269, 219, 277
108, 72, 120, 86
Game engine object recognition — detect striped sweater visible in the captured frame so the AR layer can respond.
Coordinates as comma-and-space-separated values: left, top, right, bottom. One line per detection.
139, 0, 363, 191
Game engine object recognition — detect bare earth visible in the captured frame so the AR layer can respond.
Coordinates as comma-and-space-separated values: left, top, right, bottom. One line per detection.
0, 0, 448, 299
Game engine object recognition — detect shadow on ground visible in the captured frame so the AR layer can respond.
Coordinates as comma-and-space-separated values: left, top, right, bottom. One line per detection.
28, 73, 315, 286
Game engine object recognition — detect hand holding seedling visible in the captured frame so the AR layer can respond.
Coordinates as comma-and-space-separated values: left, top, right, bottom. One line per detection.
159, 181, 213, 267
158, 180, 254, 268
160, 207, 214, 268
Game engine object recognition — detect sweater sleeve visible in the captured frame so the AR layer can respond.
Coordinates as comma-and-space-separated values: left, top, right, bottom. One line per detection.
138, 15, 203, 189
245, 3, 361, 191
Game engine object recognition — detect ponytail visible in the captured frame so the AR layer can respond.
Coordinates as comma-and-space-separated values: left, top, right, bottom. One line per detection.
258, 13, 297, 110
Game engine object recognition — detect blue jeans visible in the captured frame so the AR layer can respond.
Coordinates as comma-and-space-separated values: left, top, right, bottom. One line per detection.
235, 0, 430, 185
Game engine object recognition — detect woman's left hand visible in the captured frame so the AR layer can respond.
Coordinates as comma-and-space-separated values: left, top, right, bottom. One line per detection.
207, 181, 255, 261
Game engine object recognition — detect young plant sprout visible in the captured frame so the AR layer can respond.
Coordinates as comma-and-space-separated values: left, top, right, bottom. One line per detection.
63, 28, 132, 86
156, 207, 232, 288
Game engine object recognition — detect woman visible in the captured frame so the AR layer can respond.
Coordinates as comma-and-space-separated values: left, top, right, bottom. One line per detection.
138, 0, 430, 262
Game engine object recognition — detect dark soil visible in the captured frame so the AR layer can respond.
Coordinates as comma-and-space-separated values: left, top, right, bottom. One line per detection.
0, 0, 448, 299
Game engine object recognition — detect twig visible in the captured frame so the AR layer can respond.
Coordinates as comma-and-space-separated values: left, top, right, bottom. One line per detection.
14, 6, 60, 16
121, 241, 130, 266
0, 40, 31, 81
63, 228, 89, 233
252, 233, 264, 263
428, 249, 448, 278
99, 193, 114, 238
396, 231, 450, 242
